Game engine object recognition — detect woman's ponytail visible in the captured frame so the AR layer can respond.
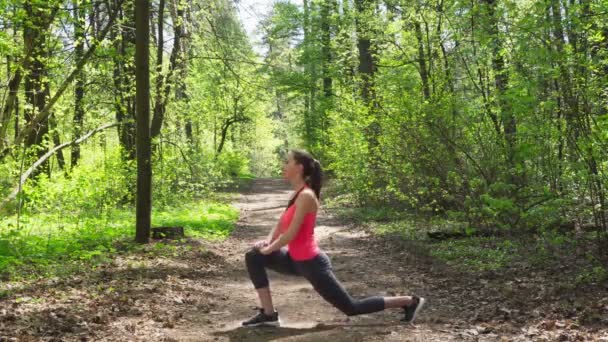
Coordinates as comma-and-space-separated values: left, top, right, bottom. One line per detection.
291, 150, 323, 200
308, 159, 322, 200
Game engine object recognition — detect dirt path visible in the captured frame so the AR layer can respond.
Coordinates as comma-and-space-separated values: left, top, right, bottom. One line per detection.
164, 178, 481, 341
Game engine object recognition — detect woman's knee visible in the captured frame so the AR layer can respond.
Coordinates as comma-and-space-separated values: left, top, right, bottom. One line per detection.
245, 248, 263, 264
340, 303, 360, 316
310, 280, 359, 316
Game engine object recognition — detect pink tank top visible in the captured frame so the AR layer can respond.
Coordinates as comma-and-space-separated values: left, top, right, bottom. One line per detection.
278, 193, 320, 261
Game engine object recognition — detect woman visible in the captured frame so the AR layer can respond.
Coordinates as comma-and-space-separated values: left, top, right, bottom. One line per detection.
242, 149, 425, 327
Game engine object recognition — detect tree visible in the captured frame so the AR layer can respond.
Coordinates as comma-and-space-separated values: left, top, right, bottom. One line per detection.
113, 0, 137, 160
135, 0, 152, 244
71, 0, 87, 167
23, 0, 59, 175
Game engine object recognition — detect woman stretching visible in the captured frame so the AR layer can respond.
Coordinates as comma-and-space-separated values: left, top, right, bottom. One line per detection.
242, 149, 426, 327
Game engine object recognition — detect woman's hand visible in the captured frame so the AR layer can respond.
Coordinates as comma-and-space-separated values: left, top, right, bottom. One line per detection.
259, 246, 273, 255
253, 240, 269, 250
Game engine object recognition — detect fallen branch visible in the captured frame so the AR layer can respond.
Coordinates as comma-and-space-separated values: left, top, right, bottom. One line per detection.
1, 123, 118, 210
427, 228, 503, 241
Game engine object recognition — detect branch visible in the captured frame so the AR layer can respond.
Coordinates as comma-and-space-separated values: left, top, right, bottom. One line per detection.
0, 0, 125, 159
160, 139, 195, 179
1, 123, 119, 210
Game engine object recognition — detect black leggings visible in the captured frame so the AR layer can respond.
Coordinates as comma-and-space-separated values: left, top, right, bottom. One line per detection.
245, 248, 385, 316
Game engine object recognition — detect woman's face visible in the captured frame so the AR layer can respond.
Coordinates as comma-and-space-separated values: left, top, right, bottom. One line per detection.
282, 154, 302, 180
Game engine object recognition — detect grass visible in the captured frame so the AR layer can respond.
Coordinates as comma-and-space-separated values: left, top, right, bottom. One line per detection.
0, 197, 239, 280
360, 213, 516, 271
428, 237, 519, 271
328, 199, 608, 281
153, 201, 239, 240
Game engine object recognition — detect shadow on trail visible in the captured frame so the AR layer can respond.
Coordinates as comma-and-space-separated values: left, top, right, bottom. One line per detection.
212, 321, 411, 342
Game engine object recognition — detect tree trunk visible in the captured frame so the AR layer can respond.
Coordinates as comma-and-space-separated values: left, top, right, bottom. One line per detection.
135, 0, 152, 244
302, 0, 314, 147
321, 0, 333, 100
49, 112, 65, 170
0, 67, 21, 152
482, 0, 516, 165
151, 0, 186, 140
414, 18, 430, 100
90, 0, 97, 36
72, 0, 86, 168
320, 0, 334, 154
355, 0, 380, 167
355, 0, 376, 105
217, 119, 232, 155
13, 6, 19, 142
176, 60, 192, 143
151, 0, 166, 140
113, 0, 136, 159
550, 0, 577, 131
23, 0, 52, 175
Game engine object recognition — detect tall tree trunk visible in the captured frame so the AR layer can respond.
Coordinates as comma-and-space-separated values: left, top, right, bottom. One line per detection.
151, 0, 166, 140
176, 53, 192, 143
135, 0, 152, 244
470, 9, 502, 139
23, 0, 53, 175
13, 4, 19, 142
90, 0, 97, 36
151, 0, 186, 140
72, 0, 86, 168
1, 67, 21, 151
414, 18, 430, 100
302, 0, 314, 147
49, 113, 65, 170
320, 0, 334, 154
113, 0, 136, 159
577, 0, 607, 233
2, 5, 24, 151
355, 0, 380, 166
482, 0, 516, 165
181, 0, 193, 143
321, 1, 332, 101
544, 1, 565, 193
550, 0, 577, 134
355, 0, 376, 105
435, 0, 457, 125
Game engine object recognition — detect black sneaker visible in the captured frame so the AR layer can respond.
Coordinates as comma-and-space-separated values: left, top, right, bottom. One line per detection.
242, 307, 281, 327
402, 296, 426, 324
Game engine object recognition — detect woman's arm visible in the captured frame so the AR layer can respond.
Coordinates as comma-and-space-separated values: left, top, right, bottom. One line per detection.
260, 192, 316, 254
267, 221, 280, 242
252, 221, 280, 249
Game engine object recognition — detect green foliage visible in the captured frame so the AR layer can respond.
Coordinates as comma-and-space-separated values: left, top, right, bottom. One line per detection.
429, 237, 518, 272
255, 0, 608, 239
153, 201, 239, 240
22, 148, 133, 214
576, 265, 608, 285
216, 150, 251, 178
0, 197, 238, 280
326, 103, 372, 204
0, 0, 607, 291
0, 139, 242, 279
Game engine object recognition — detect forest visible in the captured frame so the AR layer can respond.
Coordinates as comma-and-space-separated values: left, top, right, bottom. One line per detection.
0, 0, 607, 340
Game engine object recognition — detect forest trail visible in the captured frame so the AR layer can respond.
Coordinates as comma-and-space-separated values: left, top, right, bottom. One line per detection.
167, 178, 453, 341
3, 178, 606, 341
168, 178, 604, 342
